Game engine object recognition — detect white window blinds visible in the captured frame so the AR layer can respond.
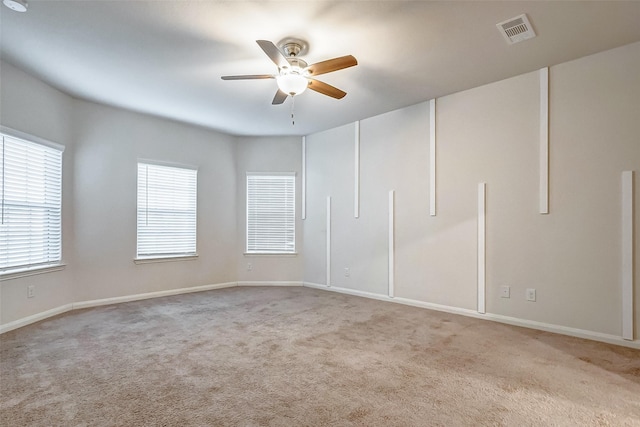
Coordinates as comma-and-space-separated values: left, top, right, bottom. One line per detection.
246, 173, 295, 254
137, 163, 197, 258
1, 133, 63, 273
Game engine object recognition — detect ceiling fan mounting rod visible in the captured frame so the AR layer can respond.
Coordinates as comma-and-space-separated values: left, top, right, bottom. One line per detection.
279, 37, 308, 58
283, 42, 301, 57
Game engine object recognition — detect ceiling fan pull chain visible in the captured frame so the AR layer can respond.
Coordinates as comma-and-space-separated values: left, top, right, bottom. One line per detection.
291, 96, 295, 126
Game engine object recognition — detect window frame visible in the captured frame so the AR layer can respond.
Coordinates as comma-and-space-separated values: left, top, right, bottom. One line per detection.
245, 172, 296, 255
135, 160, 198, 262
0, 126, 65, 279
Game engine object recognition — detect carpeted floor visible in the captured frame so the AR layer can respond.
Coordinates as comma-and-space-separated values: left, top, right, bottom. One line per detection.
1, 286, 639, 426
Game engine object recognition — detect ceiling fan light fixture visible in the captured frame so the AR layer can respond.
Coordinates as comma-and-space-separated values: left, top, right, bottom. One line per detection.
221, 39, 356, 105
3, 0, 27, 12
276, 73, 308, 96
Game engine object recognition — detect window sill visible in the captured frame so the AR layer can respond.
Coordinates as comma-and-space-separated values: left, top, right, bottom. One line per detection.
0, 264, 66, 281
134, 254, 199, 265
244, 252, 298, 257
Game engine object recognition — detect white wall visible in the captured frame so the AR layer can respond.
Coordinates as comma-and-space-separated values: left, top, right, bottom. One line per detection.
0, 61, 76, 323
0, 61, 238, 325
235, 136, 304, 283
2, 40, 638, 346
304, 123, 355, 287
547, 43, 639, 334
0, 60, 303, 327
304, 41, 640, 342
71, 100, 237, 302
437, 71, 539, 313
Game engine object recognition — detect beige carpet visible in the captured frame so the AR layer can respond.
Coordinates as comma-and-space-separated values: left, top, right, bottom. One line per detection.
1, 286, 639, 426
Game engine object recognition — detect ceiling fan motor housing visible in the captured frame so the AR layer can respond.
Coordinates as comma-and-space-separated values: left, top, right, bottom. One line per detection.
282, 57, 308, 72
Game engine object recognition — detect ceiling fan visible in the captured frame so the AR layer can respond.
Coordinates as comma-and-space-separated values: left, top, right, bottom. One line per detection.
221, 38, 357, 105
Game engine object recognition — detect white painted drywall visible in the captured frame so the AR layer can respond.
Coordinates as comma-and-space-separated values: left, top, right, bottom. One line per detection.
0, 61, 75, 323
71, 100, 237, 302
304, 123, 363, 290
437, 71, 540, 316
547, 42, 640, 335
2, 41, 638, 342
304, 41, 640, 337
234, 136, 304, 282
0, 61, 238, 324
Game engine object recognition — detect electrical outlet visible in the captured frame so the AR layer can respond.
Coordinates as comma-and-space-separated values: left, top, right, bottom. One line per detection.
500, 286, 510, 298
526, 288, 536, 302
344, 267, 350, 277
247, 263, 253, 271
27, 285, 35, 299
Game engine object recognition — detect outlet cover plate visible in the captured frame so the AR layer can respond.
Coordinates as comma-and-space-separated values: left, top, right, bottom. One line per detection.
500, 286, 510, 298
526, 288, 536, 302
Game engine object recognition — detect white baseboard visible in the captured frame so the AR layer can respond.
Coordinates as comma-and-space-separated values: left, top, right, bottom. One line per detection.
480, 312, 639, 350
237, 281, 303, 287
0, 303, 74, 334
72, 282, 238, 310
1, 281, 303, 334
0, 282, 238, 334
303, 282, 482, 318
304, 281, 391, 302
4, 281, 638, 350
302, 282, 640, 350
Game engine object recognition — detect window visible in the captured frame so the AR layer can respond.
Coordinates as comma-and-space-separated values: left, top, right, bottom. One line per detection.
137, 162, 197, 259
1, 130, 63, 274
246, 173, 295, 254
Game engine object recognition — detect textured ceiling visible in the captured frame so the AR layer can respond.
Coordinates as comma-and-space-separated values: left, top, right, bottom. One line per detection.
2, 1, 640, 136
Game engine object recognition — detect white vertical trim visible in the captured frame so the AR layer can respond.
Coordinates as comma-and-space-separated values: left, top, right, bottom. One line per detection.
326, 196, 331, 287
354, 121, 360, 218
478, 183, 486, 314
429, 99, 437, 216
539, 67, 549, 214
302, 136, 306, 220
388, 190, 395, 298
622, 171, 634, 340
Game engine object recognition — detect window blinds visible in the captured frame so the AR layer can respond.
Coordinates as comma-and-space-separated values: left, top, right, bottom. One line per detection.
137, 163, 197, 258
246, 173, 295, 253
0, 133, 63, 272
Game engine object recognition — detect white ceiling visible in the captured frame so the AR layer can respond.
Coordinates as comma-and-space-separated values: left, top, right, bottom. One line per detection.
2, 1, 640, 136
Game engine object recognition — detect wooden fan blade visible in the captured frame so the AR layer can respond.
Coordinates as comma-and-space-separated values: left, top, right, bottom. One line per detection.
307, 79, 347, 99
256, 40, 289, 69
272, 89, 289, 105
306, 55, 357, 76
221, 74, 274, 80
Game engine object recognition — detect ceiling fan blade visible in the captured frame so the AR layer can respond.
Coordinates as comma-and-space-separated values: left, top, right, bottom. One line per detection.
221, 74, 274, 80
306, 55, 358, 77
272, 89, 289, 105
256, 40, 289, 70
307, 79, 347, 99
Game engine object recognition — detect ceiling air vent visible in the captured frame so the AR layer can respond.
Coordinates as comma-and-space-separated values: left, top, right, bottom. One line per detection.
496, 14, 536, 45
